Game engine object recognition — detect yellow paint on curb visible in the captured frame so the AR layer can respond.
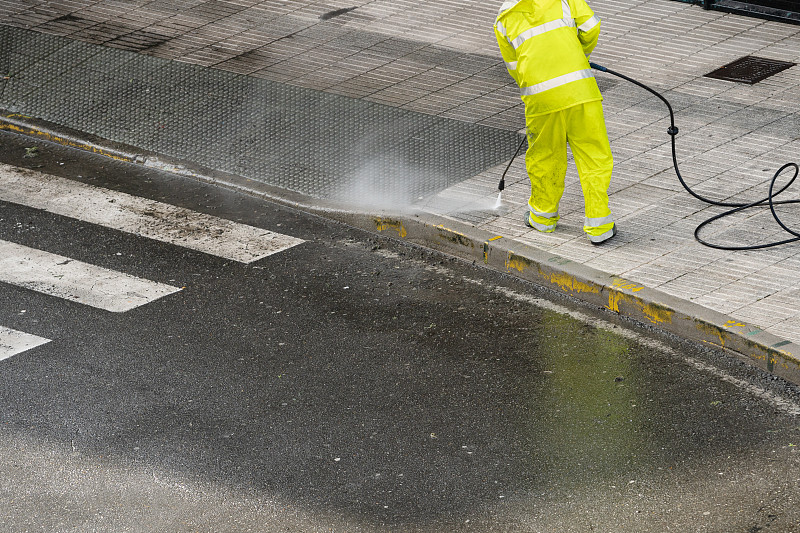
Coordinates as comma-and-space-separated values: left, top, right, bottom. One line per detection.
506, 251, 600, 295
482, 236, 504, 264
435, 226, 473, 248
0, 121, 133, 162
605, 289, 674, 325
607, 290, 623, 313
697, 321, 727, 348
611, 278, 644, 292
722, 320, 746, 329
505, 252, 531, 273
542, 270, 600, 295
640, 302, 674, 325
374, 218, 407, 238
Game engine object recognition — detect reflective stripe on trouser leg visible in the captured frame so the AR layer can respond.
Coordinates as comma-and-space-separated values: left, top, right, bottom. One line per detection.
585, 215, 615, 243
565, 101, 614, 238
524, 107, 568, 232
526, 209, 558, 232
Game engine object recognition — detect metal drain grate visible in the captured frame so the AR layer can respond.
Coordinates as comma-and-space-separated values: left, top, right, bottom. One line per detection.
704, 55, 796, 84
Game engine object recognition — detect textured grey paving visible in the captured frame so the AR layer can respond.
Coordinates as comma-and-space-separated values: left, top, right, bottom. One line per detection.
0, 24, 522, 204
2, 0, 800, 350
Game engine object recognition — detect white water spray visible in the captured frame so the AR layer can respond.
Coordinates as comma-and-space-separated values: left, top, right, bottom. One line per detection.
494, 191, 503, 209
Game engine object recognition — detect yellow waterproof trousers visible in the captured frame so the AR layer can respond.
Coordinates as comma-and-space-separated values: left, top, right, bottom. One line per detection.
524, 101, 614, 242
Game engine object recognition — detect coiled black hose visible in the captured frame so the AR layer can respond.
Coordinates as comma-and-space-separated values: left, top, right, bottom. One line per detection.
590, 62, 800, 250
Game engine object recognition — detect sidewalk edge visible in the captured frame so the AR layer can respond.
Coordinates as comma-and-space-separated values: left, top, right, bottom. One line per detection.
4, 110, 799, 385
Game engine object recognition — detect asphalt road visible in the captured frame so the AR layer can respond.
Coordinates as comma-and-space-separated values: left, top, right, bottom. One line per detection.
1, 130, 800, 532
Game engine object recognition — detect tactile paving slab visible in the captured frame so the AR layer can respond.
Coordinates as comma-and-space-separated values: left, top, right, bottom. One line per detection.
0, 24, 523, 205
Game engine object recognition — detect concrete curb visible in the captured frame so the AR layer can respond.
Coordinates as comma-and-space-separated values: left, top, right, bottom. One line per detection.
4, 110, 800, 385
348, 212, 800, 385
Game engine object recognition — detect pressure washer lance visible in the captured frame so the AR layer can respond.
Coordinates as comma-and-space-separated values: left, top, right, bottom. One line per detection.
496, 133, 528, 208
497, 63, 800, 250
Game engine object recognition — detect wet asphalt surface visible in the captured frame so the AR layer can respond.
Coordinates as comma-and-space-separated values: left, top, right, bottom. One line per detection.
1, 130, 800, 532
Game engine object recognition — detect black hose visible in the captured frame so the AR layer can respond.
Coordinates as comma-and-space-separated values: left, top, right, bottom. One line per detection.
590, 62, 800, 250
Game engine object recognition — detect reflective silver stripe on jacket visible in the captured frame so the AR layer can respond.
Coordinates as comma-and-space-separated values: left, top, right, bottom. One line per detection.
561, 0, 572, 21
511, 19, 570, 49
520, 69, 594, 96
509, 0, 576, 49
578, 15, 601, 33
495, 19, 508, 38
584, 214, 614, 227
505, 60, 518, 71
497, 0, 520, 17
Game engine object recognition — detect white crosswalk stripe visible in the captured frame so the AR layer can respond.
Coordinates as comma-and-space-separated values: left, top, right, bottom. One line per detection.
0, 326, 50, 361
0, 164, 305, 263
0, 164, 304, 355
0, 240, 182, 312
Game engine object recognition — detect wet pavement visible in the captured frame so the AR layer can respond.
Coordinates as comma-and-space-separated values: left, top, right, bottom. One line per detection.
2, 131, 800, 532
0, 23, 522, 203
1, 5, 800, 374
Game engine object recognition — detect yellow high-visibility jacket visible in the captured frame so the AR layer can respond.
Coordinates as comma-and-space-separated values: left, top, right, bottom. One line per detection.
494, 0, 603, 117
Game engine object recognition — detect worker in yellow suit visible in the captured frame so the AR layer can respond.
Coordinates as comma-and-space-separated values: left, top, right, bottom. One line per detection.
495, 0, 616, 244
